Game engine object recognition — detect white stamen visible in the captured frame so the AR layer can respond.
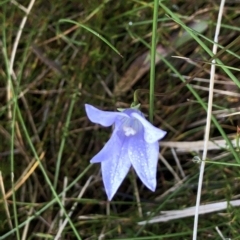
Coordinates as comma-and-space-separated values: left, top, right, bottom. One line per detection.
123, 126, 136, 136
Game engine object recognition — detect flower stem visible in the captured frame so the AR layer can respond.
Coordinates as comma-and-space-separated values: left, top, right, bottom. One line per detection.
149, 0, 159, 123
133, 89, 139, 107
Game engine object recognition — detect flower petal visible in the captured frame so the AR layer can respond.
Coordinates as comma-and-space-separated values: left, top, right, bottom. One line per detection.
101, 136, 131, 200
128, 132, 159, 191
85, 104, 128, 127
90, 129, 121, 163
131, 112, 167, 143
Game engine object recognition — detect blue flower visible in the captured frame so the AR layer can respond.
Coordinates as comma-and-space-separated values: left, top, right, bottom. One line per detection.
85, 104, 167, 200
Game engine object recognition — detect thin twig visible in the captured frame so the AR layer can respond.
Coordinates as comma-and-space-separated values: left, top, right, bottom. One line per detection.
170, 148, 185, 179
54, 176, 93, 239
138, 199, 240, 224
131, 168, 143, 218
215, 226, 227, 240
21, 184, 36, 240
0, 152, 45, 204
0, 171, 13, 229
193, 0, 226, 239
8, 0, 36, 118
59, 176, 68, 227
159, 153, 181, 182
10, 0, 28, 13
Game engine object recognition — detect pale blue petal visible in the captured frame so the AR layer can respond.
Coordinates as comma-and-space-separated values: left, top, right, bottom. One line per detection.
101, 137, 131, 200
131, 112, 167, 143
128, 132, 159, 191
90, 129, 121, 163
85, 104, 128, 127
123, 108, 144, 117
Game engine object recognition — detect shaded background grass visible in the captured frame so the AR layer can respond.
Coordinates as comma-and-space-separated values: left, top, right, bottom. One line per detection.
1, 0, 240, 239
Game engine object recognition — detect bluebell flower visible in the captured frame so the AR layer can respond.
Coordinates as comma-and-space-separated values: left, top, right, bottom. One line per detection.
85, 104, 167, 200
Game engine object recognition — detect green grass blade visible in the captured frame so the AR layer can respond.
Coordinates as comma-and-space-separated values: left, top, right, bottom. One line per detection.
58, 19, 122, 57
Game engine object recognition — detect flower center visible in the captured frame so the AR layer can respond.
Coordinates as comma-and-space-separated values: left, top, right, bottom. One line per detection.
123, 126, 136, 136
121, 118, 141, 137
